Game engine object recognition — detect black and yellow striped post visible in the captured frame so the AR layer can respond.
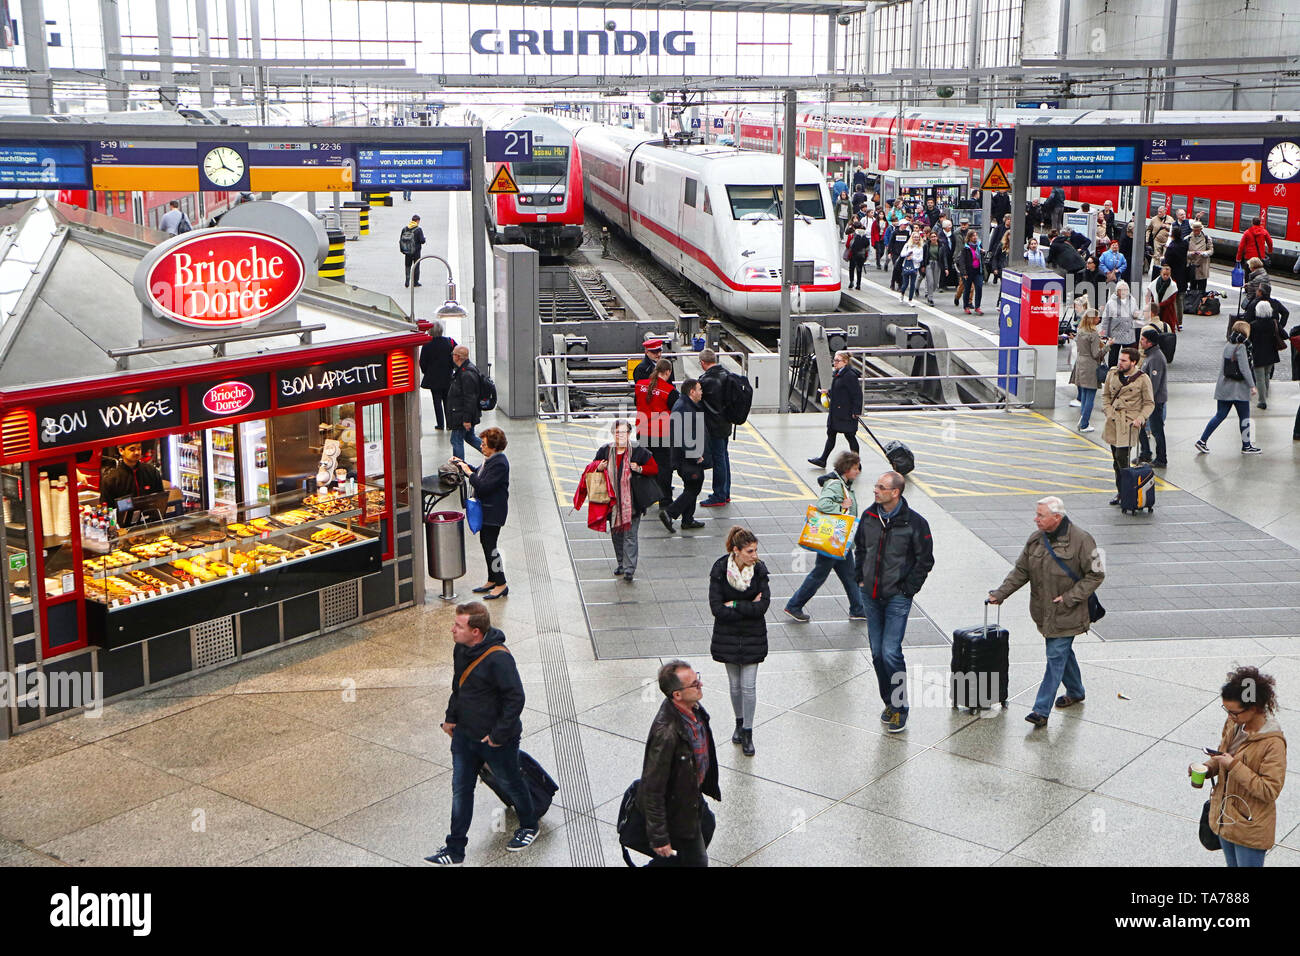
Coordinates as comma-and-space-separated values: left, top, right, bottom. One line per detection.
319, 228, 346, 281
365, 191, 393, 207
343, 200, 370, 236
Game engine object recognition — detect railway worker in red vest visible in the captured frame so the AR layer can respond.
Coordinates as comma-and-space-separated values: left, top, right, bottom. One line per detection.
635, 358, 679, 509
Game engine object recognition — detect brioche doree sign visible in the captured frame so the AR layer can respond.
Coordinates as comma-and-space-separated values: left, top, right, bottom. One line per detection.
141, 230, 305, 329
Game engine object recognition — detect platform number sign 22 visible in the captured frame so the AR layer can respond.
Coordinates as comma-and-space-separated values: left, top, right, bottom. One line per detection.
486, 130, 533, 164
969, 128, 1014, 161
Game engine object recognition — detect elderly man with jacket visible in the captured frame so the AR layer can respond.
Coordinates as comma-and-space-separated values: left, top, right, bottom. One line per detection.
639, 659, 721, 867
1102, 346, 1155, 506
989, 496, 1104, 728
1186, 220, 1214, 299
1146, 206, 1175, 278
446, 345, 484, 460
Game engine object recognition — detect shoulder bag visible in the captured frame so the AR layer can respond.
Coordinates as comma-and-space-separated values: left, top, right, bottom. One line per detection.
458, 644, 509, 687
1199, 799, 1222, 851
465, 495, 483, 534
1041, 532, 1105, 623
585, 464, 611, 504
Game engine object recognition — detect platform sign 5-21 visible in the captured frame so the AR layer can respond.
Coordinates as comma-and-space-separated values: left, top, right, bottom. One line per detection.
486, 130, 532, 163
969, 127, 1014, 160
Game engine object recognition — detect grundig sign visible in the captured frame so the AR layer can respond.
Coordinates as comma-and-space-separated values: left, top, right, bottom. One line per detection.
470, 29, 696, 56
138, 230, 305, 329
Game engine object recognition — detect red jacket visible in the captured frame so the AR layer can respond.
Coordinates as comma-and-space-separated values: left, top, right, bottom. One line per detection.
635, 377, 677, 438
573, 460, 611, 532
1237, 225, 1272, 263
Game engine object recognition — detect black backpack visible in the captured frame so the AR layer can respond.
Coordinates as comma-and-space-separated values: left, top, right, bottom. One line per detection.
720, 371, 753, 426
478, 373, 498, 411
176, 214, 192, 234
399, 226, 417, 255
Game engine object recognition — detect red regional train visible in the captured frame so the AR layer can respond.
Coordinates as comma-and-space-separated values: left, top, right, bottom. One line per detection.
726, 104, 1300, 262
444, 106, 585, 256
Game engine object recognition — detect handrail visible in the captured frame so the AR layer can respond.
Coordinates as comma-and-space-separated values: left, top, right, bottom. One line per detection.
535, 349, 750, 421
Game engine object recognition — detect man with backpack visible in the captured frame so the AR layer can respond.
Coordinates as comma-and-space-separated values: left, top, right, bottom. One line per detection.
159, 200, 191, 236
447, 345, 484, 460
697, 348, 753, 508
400, 214, 426, 288
424, 602, 538, 865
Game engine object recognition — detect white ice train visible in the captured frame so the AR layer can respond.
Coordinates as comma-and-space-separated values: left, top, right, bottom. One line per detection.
561, 120, 842, 324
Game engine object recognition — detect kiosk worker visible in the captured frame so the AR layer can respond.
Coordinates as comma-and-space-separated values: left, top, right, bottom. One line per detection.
100, 441, 166, 525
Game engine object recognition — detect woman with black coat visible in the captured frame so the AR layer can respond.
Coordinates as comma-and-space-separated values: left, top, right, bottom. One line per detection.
808, 350, 862, 467
419, 321, 456, 430
709, 526, 770, 756
453, 427, 510, 599
592, 420, 659, 583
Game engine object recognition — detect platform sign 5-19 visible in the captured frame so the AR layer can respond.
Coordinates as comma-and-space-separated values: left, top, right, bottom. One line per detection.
969, 127, 1014, 160
486, 130, 532, 163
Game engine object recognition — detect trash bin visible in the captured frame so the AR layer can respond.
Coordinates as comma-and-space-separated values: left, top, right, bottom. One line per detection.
425, 511, 466, 601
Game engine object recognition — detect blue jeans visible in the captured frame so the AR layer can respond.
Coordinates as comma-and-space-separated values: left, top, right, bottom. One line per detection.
1032, 635, 1085, 717
451, 423, 483, 460
1139, 401, 1166, 462
705, 434, 730, 501
1078, 387, 1097, 428
864, 594, 913, 712
901, 269, 918, 299
1200, 400, 1251, 447
1221, 837, 1267, 867
447, 729, 537, 853
786, 552, 866, 618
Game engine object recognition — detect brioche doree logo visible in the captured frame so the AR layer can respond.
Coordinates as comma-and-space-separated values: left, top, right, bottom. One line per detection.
146, 231, 304, 329
202, 381, 256, 415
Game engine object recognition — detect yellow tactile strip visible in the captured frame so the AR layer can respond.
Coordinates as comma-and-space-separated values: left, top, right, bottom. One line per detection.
856, 410, 1181, 498
538, 419, 814, 508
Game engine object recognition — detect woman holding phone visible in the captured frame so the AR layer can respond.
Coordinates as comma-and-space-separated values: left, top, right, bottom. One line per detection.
1191, 665, 1287, 866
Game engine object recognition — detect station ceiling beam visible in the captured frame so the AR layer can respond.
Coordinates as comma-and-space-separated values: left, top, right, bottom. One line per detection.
429, 0, 864, 12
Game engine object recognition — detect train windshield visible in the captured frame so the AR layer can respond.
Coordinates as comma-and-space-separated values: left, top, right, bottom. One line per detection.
726, 184, 825, 220
512, 144, 568, 181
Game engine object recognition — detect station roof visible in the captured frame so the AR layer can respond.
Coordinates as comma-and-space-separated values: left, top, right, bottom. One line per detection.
448, 0, 859, 13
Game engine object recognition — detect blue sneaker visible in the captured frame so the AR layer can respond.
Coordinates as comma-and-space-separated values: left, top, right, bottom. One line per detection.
506, 827, 539, 852
423, 846, 464, 866
884, 709, 908, 733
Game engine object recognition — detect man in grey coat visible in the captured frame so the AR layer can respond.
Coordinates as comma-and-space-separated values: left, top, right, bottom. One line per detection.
1136, 328, 1169, 468
989, 497, 1104, 728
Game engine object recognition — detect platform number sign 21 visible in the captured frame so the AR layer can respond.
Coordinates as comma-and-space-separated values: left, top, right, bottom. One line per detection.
969, 127, 1014, 161
486, 130, 533, 164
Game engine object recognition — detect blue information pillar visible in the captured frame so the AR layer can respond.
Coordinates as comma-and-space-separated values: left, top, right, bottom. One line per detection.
998, 270, 1024, 394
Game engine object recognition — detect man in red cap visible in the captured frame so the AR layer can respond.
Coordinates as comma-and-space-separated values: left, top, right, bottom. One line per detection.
632, 338, 666, 385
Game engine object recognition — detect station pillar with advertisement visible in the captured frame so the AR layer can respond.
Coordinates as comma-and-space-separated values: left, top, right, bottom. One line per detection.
999, 269, 1063, 407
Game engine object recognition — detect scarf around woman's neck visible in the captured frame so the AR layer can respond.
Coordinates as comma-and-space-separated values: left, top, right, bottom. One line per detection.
726, 555, 755, 592
609, 443, 635, 532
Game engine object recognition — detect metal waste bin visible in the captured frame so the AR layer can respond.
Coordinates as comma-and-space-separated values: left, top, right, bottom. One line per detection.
426, 511, 466, 601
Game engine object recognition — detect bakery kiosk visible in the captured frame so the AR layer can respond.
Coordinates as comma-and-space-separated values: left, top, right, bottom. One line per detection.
0, 199, 427, 736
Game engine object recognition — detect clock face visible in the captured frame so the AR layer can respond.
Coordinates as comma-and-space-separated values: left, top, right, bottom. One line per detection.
202, 146, 246, 187
1266, 141, 1300, 181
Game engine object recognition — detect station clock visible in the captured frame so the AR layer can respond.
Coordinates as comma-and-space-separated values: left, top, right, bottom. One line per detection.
1262, 139, 1300, 184
198, 143, 251, 191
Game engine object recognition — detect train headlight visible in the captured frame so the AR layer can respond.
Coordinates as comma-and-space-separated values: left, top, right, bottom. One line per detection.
518, 195, 533, 205
815, 265, 835, 279
742, 266, 767, 282
550, 194, 564, 204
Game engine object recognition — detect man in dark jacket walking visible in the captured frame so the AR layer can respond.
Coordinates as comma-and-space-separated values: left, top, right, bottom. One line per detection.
639, 660, 721, 867
425, 602, 537, 865
419, 321, 456, 430
697, 349, 732, 508
1137, 328, 1169, 468
854, 471, 934, 734
661, 379, 710, 532
400, 214, 426, 287
809, 350, 862, 466
446, 345, 483, 460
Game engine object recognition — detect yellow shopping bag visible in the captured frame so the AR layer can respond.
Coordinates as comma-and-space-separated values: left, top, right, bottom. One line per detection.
797, 506, 856, 559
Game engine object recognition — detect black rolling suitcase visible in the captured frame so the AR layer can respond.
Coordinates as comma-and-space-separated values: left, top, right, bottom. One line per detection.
1118, 458, 1155, 514
858, 416, 915, 475
951, 602, 1010, 711
479, 750, 559, 819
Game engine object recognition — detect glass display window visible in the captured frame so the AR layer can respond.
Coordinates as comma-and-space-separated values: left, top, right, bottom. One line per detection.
3, 464, 32, 610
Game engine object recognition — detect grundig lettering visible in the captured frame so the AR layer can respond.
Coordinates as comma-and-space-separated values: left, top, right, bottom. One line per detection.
470, 29, 695, 56
280, 363, 383, 398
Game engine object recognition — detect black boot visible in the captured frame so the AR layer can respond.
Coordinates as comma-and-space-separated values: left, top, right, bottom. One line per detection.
732, 717, 744, 745
741, 728, 755, 756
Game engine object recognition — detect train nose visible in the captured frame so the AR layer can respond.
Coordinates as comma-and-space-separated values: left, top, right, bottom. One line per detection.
737, 260, 840, 288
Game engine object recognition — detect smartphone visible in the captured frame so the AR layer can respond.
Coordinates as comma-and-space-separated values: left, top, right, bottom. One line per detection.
1203, 747, 1222, 756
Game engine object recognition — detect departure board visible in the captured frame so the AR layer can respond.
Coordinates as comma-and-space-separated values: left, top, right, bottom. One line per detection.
1031, 140, 1141, 185
355, 145, 471, 190
91, 139, 199, 190
248, 141, 355, 191
0, 143, 88, 188
1141, 137, 1262, 186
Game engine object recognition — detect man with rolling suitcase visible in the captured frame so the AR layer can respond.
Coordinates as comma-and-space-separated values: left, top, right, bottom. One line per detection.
1101, 347, 1155, 509
988, 497, 1104, 728
854, 471, 934, 734
425, 602, 541, 865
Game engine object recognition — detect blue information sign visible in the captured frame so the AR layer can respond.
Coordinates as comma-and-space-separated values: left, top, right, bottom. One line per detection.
486, 129, 532, 163
355, 145, 471, 190
969, 127, 1014, 160
0, 142, 89, 188
1031, 140, 1141, 185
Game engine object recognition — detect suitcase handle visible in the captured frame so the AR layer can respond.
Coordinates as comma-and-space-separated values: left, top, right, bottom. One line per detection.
983, 599, 1000, 630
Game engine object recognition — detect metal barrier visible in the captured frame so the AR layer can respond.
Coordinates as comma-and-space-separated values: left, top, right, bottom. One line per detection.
844, 345, 1040, 411
536, 349, 748, 421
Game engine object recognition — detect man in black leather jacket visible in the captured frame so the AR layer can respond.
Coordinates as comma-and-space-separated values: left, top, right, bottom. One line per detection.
638, 660, 721, 867
854, 471, 935, 734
